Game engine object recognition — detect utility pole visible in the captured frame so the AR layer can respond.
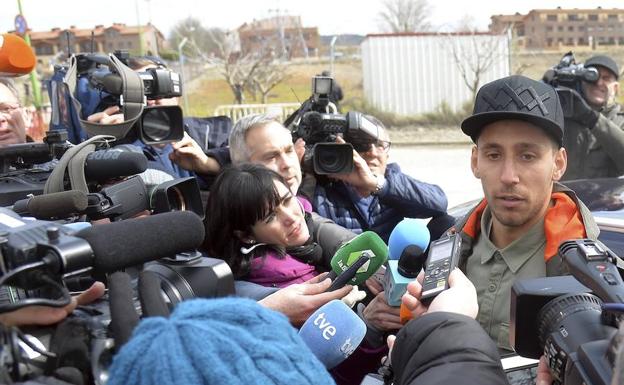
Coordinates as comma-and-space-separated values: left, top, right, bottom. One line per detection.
135, 0, 144, 55
15, 0, 42, 110
178, 37, 190, 113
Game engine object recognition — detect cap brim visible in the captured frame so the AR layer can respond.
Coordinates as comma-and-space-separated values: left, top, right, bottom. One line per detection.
461, 111, 563, 145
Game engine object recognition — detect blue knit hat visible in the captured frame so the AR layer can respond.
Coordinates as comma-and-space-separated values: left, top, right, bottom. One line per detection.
107, 298, 336, 385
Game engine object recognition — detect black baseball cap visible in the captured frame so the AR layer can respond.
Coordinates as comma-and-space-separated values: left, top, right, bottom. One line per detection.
585, 55, 620, 79
461, 75, 564, 147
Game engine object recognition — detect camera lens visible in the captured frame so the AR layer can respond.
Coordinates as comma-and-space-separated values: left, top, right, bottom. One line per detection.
166, 187, 186, 211
142, 108, 171, 142
313, 143, 354, 174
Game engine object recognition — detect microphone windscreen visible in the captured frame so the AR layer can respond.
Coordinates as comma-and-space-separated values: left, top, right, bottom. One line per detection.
108, 271, 140, 349
76, 211, 204, 273
138, 270, 171, 318
298, 299, 366, 369
330, 231, 388, 285
0, 34, 35, 76
84, 150, 148, 182
388, 219, 430, 260
24, 190, 88, 219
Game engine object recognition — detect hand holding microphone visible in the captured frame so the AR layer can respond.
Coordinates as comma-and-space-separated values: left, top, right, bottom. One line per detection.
400, 269, 478, 324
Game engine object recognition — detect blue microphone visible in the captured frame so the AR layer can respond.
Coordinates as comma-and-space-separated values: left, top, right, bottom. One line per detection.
384, 219, 430, 306
298, 299, 366, 369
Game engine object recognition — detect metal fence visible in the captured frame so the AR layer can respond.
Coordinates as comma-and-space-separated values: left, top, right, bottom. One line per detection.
214, 103, 301, 124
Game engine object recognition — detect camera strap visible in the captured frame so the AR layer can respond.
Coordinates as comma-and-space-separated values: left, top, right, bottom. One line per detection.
64, 53, 144, 140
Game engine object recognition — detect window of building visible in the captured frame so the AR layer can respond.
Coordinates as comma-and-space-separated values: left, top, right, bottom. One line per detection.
127, 41, 133, 48
619, 37, 624, 45
546, 38, 553, 46
558, 38, 563, 44
558, 26, 564, 32
588, 27, 594, 32
608, 37, 615, 44
578, 26, 585, 31
568, 26, 574, 31
517, 27, 525, 36
546, 26, 553, 32
578, 37, 586, 45
567, 38, 574, 45
568, 14, 580, 21
588, 14, 599, 21
608, 14, 618, 20
547, 14, 557, 21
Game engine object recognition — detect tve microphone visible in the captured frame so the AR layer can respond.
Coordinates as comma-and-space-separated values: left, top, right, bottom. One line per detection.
0, 34, 35, 76
84, 150, 148, 182
329, 231, 388, 286
76, 211, 204, 273
12, 190, 88, 219
298, 299, 366, 369
384, 219, 431, 306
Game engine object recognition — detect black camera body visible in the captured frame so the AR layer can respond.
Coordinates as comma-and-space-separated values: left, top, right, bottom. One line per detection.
543, 51, 599, 90
287, 76, 381, 174
511, 239, 624, 385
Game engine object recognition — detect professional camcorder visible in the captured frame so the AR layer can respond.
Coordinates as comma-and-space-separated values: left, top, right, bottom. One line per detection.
511, 239, 624, 385
543, 51, 599, 90
50, 50, 184, 145
285, 75, 381, 174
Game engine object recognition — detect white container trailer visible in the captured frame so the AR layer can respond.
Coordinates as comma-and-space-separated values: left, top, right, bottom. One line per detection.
361, 33, 510, 115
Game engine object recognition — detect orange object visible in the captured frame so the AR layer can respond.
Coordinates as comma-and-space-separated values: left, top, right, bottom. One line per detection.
0, 33, 36, 76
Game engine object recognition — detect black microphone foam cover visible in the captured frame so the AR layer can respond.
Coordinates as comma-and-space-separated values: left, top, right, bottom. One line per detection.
139, 270, 171, 318
76, 211, 205, 273
108, 271, 140, 349
19, 190, 88, 219
397, 245, 425, 278
84, 150, 148, 182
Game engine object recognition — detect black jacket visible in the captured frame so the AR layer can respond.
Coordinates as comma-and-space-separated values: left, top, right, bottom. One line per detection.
391, 312, 508, 385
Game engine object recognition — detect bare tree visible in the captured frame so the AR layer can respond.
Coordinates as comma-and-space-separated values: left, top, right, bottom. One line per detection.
252, 57, 290, 103
446, 32, 507, 103
378, 0, 431, 33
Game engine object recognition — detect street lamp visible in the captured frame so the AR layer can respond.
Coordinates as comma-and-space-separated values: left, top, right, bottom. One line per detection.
178, 37, 189, 114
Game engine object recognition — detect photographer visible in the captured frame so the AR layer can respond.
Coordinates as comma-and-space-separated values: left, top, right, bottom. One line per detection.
0, 77, 28, 146
313, 116, 448, 243
560, 55, 624, 180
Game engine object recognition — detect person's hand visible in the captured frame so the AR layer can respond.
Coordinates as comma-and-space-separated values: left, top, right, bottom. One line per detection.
557, 88, 599, 127
258, 274, 353, 326
328, 137, 378, 197
402, 269, 478, 320
294, 138, 306, 163
365, 275, 384, 296
0, 282, 106, 327
536, 355, 553, 385
87, 106, 124, 125
169, 132, 220, 174
362, 291, 402, 331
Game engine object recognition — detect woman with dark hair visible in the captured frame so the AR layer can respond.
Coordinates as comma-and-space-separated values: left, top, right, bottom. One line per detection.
203, 163, 354, 287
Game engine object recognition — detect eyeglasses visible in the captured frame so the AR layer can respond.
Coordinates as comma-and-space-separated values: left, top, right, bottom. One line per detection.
351, 140, 391, 153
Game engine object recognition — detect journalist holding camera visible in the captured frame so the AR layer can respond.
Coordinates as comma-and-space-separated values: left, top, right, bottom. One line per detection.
545, 54, 624, 180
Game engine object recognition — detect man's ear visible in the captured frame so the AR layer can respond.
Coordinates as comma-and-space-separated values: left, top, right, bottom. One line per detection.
470, 146, 480, 179
234, 230, 255, 244
552, 147, 567, 181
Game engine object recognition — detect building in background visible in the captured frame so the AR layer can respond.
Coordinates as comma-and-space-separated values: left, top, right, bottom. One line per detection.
490, 7, 624, 50
361, 33, 509, 116
237, 15, 319, 58
25, 23, 165, 58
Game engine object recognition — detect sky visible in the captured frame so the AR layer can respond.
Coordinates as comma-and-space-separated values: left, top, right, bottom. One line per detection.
1, 0, 623, 37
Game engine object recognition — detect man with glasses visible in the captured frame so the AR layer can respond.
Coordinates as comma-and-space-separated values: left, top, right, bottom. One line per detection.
0, 77, 27, 146
313, 115, 448, 243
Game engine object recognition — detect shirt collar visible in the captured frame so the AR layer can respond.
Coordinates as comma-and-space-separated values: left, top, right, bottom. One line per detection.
479, 207, 546, 273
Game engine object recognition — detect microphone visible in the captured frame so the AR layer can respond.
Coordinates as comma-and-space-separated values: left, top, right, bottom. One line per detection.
108, 271, 140, 350
12, 190, 88, 219
384, 219, 431, 306
328, 231, 388, 286
84, 150, 148, 182
76, 211, 204, 273
298, 299, 366, 369
0, 34, 36, 76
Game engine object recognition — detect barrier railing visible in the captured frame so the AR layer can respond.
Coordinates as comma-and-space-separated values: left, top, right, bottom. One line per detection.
214, 103, 301, 124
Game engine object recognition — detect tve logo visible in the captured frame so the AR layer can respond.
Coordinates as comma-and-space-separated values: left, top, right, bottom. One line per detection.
313, 312, 336, 340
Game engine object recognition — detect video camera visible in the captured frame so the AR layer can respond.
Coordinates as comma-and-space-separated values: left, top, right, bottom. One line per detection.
511, 239, 624, 385
285, 75, 381, 174
50, 50, 184, 145
543, 51, 599, 90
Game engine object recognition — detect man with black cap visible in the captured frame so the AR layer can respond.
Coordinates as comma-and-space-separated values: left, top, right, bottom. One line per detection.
442, 75, 598, 352
562, 54, 624, 179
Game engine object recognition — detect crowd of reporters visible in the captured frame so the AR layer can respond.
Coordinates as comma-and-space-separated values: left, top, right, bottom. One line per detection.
2, 31, 624, 385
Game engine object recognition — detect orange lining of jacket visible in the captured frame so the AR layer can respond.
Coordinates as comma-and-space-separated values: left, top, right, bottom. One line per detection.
400, 192, 586, 325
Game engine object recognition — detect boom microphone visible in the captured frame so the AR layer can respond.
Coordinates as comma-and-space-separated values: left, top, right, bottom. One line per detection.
0, 34, 36, 76
84, 150, 148, 182
12, 190, 88, 219
298, 299, 366, 369
384, 219, 431, 306
76, 211, 204, 273
329, 231, 388, 286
